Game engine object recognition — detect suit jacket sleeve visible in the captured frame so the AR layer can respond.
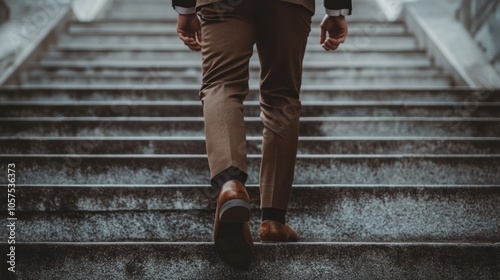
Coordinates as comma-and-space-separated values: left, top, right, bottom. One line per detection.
324, 0, 352, 14
172, 0, 195, 8
173, 0, 353, 15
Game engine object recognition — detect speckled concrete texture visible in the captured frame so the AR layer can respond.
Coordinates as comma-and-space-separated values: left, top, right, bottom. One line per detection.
35, 50, 430, 63
1, 186, 498, 242
0, 89, 498, 102
19, 75, 452, 87
2, 118, 500, 137
1, 243, 498, 279
0, 156, 498, 185
3, 102, 500, 118
1, 137, 500, 154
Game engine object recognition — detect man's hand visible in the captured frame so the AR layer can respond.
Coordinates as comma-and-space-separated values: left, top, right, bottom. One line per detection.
177, 14, 202, 51
320, 15, 348, 52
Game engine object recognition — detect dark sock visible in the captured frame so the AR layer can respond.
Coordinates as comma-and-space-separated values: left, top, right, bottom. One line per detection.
261, 208, 286, 224
211, 166, 247, 194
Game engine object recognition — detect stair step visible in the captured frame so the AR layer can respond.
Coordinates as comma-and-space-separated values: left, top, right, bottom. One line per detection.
22, 70, 447, 84
67, 26, 407, 36
1, 101, 496, 118
64, 27, 404, 37
1, 155, 498, 184
42, 50, 428, 61
1, 88, 494, 102
52, 44, 421, 53
23, 69, 443, 78
1, 137, 499, 154
21, 76, 451, 87
2, 242, 498, 279
1, 116, 498, 137
57, 35, 416, 46
68, 18, 407, 32
6, 184, 499, 242
32, 60, 434, 71
25, 65, 443, 80
96, 15, 392, 23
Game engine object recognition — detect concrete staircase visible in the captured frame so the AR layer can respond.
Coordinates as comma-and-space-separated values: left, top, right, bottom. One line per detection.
1, 0, 499, 278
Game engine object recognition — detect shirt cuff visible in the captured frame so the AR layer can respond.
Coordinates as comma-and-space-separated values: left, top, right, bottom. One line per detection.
326, 8, 350, 16
174, 6, 196, 14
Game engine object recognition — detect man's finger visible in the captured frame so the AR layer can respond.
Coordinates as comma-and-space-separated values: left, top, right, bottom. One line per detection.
178, 32, 201, 51
182, 38, 196, 45
322, 39, 333, 51
183, 40, 201, 49
322, 43, 335, 51
184, 41, 201, 51
330, 35, 346, 45
189, 45, 201, 51
329, 38, 342, 45
178, 32, 193, 40
183, 38, 197, 45
322, 39, 339, 51
320, 27, 326, 45
183, 40, 196, 47
323, 39, 339, 49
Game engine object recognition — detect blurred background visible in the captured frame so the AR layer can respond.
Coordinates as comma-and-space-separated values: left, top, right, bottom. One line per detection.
0, 0, 500, 85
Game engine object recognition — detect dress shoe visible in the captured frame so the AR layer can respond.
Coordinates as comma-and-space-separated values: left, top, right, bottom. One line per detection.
260, 220, 299, 242
214, 180, 253, 269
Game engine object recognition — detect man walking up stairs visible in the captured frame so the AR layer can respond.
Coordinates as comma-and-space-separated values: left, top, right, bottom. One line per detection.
0, 0, 499, 278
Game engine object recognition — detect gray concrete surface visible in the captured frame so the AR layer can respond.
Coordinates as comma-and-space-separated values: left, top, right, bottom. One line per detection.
1, 155, 499, 185
1, 88, 495, 102
403, 0, 500, 88
1, 116, 498, 137
1, 136, 499, 154
1, 185, 498, 242
1, 243, 498, 279
0, 0, 72, 84
456, 0, 500, 74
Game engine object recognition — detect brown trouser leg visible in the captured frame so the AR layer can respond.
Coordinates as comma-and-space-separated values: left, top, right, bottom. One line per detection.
198, 0, 312, 210
256, 1, 312, 210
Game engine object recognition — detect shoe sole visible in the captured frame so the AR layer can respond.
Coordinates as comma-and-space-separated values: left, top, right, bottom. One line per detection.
219, 199, 251, 223
215, 223, 253, 269
215, 199, 253, 269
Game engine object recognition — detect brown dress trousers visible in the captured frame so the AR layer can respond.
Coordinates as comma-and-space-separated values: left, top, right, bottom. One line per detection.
197, 0, 313, 210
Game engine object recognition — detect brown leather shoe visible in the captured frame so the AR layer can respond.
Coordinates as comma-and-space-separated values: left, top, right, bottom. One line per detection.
214, 180, 253, 269
260, 220, 299, 242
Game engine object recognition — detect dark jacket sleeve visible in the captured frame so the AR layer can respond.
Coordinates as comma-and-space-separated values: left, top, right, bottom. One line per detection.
324, 0, 352, 14
173, 1, 352, 14
172, 0, 196, 8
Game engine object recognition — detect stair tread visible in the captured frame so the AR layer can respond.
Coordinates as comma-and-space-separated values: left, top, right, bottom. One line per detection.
2, 154, 500, 158
51, 45, 421, 51
2, 242, 498, 279
3, 136, 499, 154
34, 60, 430, 68
1, 155, 498, 185
3, 116, 499, 120
5, 210, 499, 242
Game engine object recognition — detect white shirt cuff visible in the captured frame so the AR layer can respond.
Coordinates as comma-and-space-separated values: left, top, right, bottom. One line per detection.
326, 8, 350, 16
174, 6, 196, 14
